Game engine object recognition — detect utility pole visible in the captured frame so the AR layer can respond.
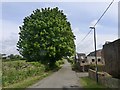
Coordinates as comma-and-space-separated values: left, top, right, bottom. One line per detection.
89, 26, 98, 83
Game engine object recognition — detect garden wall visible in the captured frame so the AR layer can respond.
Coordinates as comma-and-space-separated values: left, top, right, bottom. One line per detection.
89, 69, 120, 88
103, 39, 120, 79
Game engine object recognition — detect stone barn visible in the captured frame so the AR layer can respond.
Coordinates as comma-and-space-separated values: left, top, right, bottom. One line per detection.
103, 39, 120, 79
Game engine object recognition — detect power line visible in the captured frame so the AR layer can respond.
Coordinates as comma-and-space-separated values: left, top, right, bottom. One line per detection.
79, 29, 92, 43
77, 30, 93, 46
94, 0, 114, 27
78, 0, 114, 43
77, 33, 94, 52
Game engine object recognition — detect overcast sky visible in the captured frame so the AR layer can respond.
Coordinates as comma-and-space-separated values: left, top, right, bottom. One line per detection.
0, 0, 119, 55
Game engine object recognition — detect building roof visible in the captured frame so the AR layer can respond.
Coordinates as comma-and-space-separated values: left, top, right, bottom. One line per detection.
87, 49, 102, 57
76, 53, 86, 60
77, 53, 86, 56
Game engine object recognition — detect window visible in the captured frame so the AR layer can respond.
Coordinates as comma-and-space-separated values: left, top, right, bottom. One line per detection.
98, 59, 101, 62
92, 59, 94, 62
82, 61, 85, 63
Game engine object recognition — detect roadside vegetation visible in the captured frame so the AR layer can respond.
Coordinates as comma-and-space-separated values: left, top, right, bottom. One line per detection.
0, 70, 1, 82
17, 7, 75, 69
80, 77, 107, 89
89, 64, 105, 72
2, 59, 64, 88
2, 7, 75, 89
0, 68, 1, 89
67, 56, 74, 65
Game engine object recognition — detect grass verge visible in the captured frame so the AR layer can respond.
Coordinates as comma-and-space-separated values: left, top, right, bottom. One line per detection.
3, 71, 52, 89
80, 77, 107, 89
2, 60, 46, 87
2, 60, 64, 89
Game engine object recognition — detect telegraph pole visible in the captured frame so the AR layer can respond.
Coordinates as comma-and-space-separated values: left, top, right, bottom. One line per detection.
89, 26, 98, 83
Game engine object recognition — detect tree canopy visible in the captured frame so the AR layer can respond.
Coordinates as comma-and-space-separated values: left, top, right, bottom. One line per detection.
17, 7, 75, 66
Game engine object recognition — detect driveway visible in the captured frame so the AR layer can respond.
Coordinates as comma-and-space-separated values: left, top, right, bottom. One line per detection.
28, 60, 81, 88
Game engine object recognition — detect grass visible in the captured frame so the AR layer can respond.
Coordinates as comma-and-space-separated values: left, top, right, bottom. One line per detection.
2, 60, 60, 88
80, 77, 107, 89
3, 71, 52, 89
0, 70, 1, 83
2, 59, 64, 89
89, 64, 105, 72
0, 71, 1, 90
2, 60, 46, 87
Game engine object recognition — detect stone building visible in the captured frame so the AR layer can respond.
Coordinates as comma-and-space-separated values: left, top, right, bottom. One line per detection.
103, 39, 120, 79
87, 49, 105, 65
75, 53, 89, 72
77, 53, 88, 66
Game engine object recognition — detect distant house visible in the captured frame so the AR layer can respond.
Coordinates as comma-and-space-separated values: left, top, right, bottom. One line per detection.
1, 54, 7, 59
77, 53, 88, 66
87, 49, 105, 65
75, 53, 89, 72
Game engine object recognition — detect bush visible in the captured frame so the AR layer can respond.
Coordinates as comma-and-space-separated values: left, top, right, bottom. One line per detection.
2, 60, 46, 87
67, 58, 74, 65
55, 59, 64, 68
71, 63, 78, 70
89, 64, 105, 72
44, 59, 64, 71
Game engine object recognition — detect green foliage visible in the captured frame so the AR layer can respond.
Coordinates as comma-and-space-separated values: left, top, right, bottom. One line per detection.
7, 54, 23, 60
45, 59, 64, 71
89, 64, 105, 72
2, 60, 46, 87
3, 73, 52, 89
72, 63, 77, 69
80, 77, 107, 89
67, 57, 74, 65
55, 59, 64, 68
0, 71, 1, 88
17, 7, 75, 66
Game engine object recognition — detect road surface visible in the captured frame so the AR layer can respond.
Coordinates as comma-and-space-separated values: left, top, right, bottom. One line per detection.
29, 60, 81, 88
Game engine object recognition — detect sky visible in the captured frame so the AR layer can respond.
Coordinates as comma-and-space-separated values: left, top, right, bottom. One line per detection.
0, 0, 119, 55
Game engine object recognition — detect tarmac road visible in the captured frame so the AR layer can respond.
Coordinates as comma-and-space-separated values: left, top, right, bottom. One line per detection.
29, 59, 81, 88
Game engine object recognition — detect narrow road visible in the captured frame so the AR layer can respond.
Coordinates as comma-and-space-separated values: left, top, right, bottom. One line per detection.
29, 60, 81, 88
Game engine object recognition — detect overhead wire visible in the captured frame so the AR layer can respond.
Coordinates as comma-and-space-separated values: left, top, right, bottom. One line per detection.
76, 0, 115, 55
77, 31, 93, 47
78, 0, 115, 44
94, 0, 114, 27
77, 31, 94, 53
79, 30, 92, 43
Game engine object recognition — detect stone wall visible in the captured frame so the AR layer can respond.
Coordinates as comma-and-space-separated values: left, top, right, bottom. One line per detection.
75, 61, 89, 72
103, 39, 120, 79
89, 69, 120, 88
87, 56, 105, 65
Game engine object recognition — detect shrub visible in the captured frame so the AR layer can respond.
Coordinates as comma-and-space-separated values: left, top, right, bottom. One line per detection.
55, 59, 64, 68
67, 57, 74, 65
89, 64, 105, 72
2, 60, 46, 87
